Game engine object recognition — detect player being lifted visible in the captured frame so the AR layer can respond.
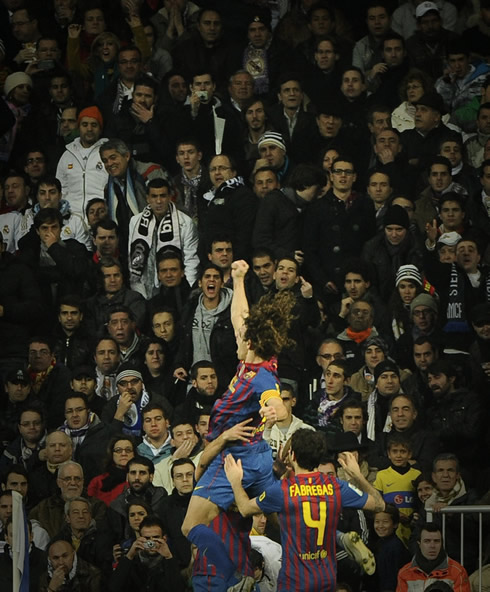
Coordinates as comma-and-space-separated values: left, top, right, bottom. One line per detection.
182, 259, 296, 589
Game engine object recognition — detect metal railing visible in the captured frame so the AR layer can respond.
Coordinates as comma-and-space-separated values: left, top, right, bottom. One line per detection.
426, 505, 490, 592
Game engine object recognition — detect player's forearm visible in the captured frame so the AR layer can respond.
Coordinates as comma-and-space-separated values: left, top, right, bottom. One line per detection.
231, 276, 249, 334
351, 471, 385, 512
229, 480, 257, 517
195, 437, 224, 481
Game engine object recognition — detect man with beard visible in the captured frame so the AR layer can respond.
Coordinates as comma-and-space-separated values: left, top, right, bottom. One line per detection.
175, 361, 221, 419
426, 361, 482, 473
108, 456, 168, 542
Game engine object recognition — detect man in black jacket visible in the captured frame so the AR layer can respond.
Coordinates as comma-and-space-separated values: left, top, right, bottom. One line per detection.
109, 515, 186, 592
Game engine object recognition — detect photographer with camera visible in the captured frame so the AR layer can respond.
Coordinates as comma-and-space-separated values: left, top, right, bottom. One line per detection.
109, 515, 186, 592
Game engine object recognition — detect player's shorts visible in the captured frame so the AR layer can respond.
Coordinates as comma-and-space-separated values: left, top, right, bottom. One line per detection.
193, 444, 275, 510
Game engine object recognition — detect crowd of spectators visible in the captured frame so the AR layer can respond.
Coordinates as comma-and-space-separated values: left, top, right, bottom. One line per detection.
1, 0, 490, 590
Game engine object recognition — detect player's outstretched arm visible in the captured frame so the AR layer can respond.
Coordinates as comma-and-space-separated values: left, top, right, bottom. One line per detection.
338, 451, 385, 512
231, 260, 250, 336
195, 419, 255, 481
224, 454, 261, 517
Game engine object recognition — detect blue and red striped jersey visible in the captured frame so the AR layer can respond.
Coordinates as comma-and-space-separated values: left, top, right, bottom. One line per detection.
257, 473, 368, 592
192, 509, 253, 579
207, 358, 281, 447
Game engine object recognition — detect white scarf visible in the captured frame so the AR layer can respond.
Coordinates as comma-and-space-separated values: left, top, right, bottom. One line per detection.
128, 203, 182, 289
366, 390, 392, 441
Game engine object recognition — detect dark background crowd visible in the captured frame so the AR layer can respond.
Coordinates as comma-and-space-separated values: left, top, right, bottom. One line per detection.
1, 0, 490, 590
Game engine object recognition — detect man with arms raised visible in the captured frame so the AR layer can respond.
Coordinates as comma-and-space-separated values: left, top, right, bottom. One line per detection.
181, 260, 293, 590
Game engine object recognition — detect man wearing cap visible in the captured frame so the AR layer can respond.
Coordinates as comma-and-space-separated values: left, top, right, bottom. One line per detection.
400, 91, 458, 169
266, 74, 316, 165
405, 2, 458, 79
394, 293, 441, 369
365, 359, 404, 441
256, 131, 290, 182
414, 157, 468, 233
0, 368, 34, 443
242, 10, 292, 97
392, 0, 456, 40
1, 71, 33, 165
101, 362, 169, 438
70, 364, 106, 417
310, 100, 355, 160
56, 105, 108, 219
362, 204, 423, 303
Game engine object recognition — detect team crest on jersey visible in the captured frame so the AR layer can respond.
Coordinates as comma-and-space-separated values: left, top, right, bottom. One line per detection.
259, 491, 266, 502
243, 371, 257, 379
63, 227, 72, 235
96, 162, 103, 170
2, 225, 9, 234
68, 163, 73, 169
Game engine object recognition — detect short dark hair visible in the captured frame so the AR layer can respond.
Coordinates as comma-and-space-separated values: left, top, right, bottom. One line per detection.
478, 102, 490, 119
427, 360, 457, 379
28, 335, 54, 351
85, 197, 107, 219
134, 75, 158, 94
342, 258, 372, 284
65, 392, 89, 408
171, 457, 195, 479
428, 155, 451, 174
107, 304, 135, 323
339, 398, 366, 420
139, 515, 166, 535
200, 262, 224, 281
326, 358, 352, 379
417, 522, 442, 540
2, 464, 28, 486
156, 247, 184, 267
58, 294, 82, 311
146, 178, 170, 193
291, 429, 327, 471
142, 401, 171, 421
37, 176, 62, 193
33, 208, 63, 229
170, 416, 197, 438
439, 192, 465, 211
341, 66, 365, 84
375, 502, 400, 526
386, 432, 411, 452
288, 164, 326, 191
127, 456, 155, 475
92, 219, 119, 238
190, 360, 216, 381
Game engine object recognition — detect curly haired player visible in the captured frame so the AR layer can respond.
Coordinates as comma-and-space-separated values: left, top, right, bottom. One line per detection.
182, 259, 295, 590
